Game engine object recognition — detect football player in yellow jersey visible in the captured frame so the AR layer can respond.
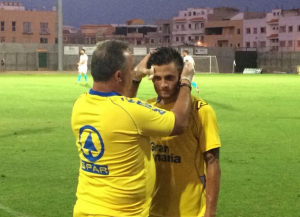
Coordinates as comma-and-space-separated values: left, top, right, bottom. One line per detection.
146, 47, 221, 217
71, 40, 195, 217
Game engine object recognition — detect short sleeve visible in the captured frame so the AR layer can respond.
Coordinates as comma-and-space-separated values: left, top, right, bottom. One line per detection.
121, 98, 175, 137
197, 104, 221, 152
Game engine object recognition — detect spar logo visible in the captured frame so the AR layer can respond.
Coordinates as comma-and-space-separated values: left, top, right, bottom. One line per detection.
78, 125, 105, 162
78, 125, 109, 175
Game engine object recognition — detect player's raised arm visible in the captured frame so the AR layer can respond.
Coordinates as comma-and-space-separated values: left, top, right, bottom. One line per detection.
126, 53, 154, 98
169, 62, 194, 136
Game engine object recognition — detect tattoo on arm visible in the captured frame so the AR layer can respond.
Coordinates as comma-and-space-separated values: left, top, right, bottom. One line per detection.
204, 148, 219, 165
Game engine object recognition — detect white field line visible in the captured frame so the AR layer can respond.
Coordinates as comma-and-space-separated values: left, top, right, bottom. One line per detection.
0, 203, 32, 217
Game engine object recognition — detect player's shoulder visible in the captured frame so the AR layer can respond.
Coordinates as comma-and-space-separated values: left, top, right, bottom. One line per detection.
191, 95, 214, 112
73, 93, 88, 107
146, 97, 158, 105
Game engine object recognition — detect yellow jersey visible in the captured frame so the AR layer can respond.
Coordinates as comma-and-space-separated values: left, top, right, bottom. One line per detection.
148, 95, 221, 217
71, 89, 175, 217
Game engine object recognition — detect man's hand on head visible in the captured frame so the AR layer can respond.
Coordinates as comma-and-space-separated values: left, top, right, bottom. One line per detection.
133, 53, 154, 81
181, 62, 195, 84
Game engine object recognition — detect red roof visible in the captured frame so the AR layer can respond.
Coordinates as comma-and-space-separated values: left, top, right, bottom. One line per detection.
267, 19, 279, 23
189, 17, 205, 21
267, 34, 278, 38
174, 18, 187, 22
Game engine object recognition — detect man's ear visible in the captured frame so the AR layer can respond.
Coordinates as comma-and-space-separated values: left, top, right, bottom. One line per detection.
114, 70, 122, 82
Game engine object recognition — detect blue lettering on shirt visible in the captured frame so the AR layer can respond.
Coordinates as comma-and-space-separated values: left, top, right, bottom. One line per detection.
122, 97, 166, 115
81, 160, 109, 175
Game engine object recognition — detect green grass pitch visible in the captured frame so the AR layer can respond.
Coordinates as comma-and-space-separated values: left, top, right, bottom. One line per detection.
0, 73, 299, 217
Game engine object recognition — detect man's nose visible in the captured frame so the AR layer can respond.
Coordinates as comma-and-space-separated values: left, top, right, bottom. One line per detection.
161, 79, 168, 88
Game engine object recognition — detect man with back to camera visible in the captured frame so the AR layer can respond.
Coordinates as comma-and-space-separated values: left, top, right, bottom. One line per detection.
76, 49, 88, 84
182, 49, 200, 93
145, 47, 221, 217
71, 40, 195, 217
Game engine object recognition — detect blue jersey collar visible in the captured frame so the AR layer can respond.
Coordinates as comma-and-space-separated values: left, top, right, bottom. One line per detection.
89, 89, 121, 97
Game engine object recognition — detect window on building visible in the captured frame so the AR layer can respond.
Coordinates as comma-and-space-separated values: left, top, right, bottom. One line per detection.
297, 40, 300, 47
188, 12, 191, 16
201, 23, 204, 28
1, 21, 4, 31
195, 36, 199, 40
279, 26, 286, 33
181, 24, 185, 30
253, 41, 257, 47
150, 39, 155, 44
188, 36, 192, 41
1, 37, 5, 43
259, 41, 266, 47
181, 36, 184, 42
280, 41, 286, 47
85, 37, 90, 44
40, 22, 49, 34
193, 12, 196, 16
12, 37, 15, 43
40, 38, 48, 44
12, 21, 16, 31
260, 27, 266, 33
201, 36, 204, 42
253, 28, 257, 34
189, 24, 191, 29
137, 40, 142, 45
298, 25, 300, 32
23, 22, 32, 33
288, 26, 293, 32
277, 12, 280, 16
159, 26, 162, 32
176, 25, 179, 29
237, 29, 241, 34
246, 28, 251, 34
246, 42, 250, 47
184, 13, 187, 16
55, 38, 58, 44
176, 37, 179, 42
201, 11, 205, 15
237, 43, 240, 47
288, 40, 293, 47
273, 12, 276, 16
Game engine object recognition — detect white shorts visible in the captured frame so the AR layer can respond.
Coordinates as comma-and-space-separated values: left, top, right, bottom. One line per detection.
78, 66, 87, 74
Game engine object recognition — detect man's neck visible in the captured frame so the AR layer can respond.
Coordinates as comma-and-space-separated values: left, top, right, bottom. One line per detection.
159, 94, 178, 105
92, 81, 122, 95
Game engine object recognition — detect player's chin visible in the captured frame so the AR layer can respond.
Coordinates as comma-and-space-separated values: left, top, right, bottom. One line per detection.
158, 92, 172, 99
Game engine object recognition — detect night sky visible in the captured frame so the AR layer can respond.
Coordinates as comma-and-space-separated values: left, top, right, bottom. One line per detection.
8, 0, 300, 27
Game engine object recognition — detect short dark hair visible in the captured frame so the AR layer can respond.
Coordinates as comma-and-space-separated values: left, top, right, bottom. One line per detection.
183, 50, 189, 54
147, 47, 184, 75
91, 40, 129, 82
81, 49, 85, 52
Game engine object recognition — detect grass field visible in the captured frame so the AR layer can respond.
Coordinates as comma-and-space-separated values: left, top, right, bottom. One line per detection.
0, 73, 299, 217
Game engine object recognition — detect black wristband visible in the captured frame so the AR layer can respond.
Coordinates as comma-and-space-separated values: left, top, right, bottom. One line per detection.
132, 79, 141, 84
180, 83, 191, 91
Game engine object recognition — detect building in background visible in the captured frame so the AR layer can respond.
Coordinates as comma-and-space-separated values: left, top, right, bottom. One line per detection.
96, 19, 157, 46
155, 19, 172, 46
0, 1, 24, 10
242, 8, 300, 51
172, 7, 214, 46
0, 1, 57, 44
